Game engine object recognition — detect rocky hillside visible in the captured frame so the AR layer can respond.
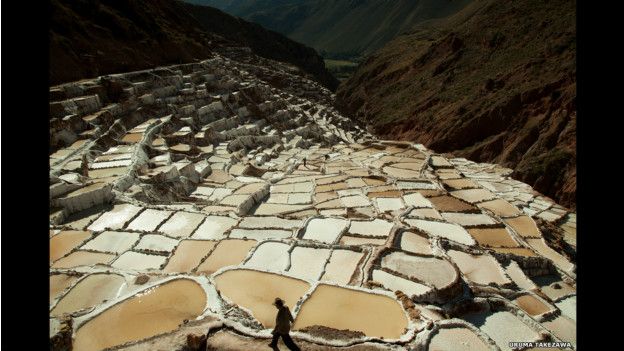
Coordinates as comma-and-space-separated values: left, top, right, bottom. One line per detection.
336, 0, 576, 209
188, 0, 472, 60
50, 0, 336, 89
182, 2, 337, 89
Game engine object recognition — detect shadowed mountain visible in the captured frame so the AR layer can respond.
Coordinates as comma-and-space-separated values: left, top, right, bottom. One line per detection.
187, 0, 472, 60
336, 0, 576, 208
181, 2, 337, 89
50, 0, 336, 89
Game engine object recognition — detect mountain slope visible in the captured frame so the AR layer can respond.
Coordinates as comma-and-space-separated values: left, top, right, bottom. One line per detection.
187, 0, 472, 59
181, 2, 337, 89
50, 0, 336, 89
50, 0, 220, 85
336, 0, 576, 208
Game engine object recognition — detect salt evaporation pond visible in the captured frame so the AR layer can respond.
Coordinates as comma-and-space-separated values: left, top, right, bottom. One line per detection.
214, 269, 310, 328
51, 273, 126, 317
196, 239, 256, 274
244, 241, 290, 271
321, 249, 364, 285
381, 252, 457, 289
447, 250, 510, 285
428, 327, 491, 351
293, 284, 408, 339
404, 219, 475, 246
73, 279, 206, 351
288, 246, 331, 280
163, 240, 217, 273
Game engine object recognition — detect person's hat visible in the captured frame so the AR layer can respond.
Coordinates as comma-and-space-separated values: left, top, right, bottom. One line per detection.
273, 297, 284, 306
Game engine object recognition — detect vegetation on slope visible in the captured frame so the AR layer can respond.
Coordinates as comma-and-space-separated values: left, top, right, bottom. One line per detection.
336, 0, 576, 208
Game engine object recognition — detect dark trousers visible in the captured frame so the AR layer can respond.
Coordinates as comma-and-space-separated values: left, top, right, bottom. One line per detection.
270, 332, 301, 351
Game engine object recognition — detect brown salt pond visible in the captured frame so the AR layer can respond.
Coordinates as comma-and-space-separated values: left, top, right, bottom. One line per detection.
73, 278, 206, 351
503, 216, 541, 238
51, 273, 126, 317
428, 327, 491, 351
88, 166, 129, 179
121, 133, 143, 143
467, 227, 519, 248
50, 230, 93, 262
214, 269, 310, 328
427, 195, 476, 212
196, 239, 257, 274
51, 251, 116, 269
514, 294, 553, 316
450, 189, 496, 204
50, 274, 80, 304
478, 199, 521, 217
292, 284, 408, 339
447, 250, 510, 286
163, 240, 217, 273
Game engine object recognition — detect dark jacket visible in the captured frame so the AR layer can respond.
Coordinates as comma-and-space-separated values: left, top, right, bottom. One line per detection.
274, 306, 294, 334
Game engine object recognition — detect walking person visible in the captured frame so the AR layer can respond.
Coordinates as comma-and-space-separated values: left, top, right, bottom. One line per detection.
268, 297, 301, 351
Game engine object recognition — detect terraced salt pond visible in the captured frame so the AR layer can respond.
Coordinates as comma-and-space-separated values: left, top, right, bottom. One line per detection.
192, 216, 238, 240
81, 231, 140, 254
447, 250, 510, 286
288, 246, 331, 280
51, 273, 126, 317
462, 311, 540, 351
163, 240, 217, 273
196, 239, 257, 274
126, 209, 172, 232
50, 230, 92, 262
404, 219, 476, 246
467, 227, 519, 247
428, 327, 491, 351
87, 204, 143, 231
381, 251, 458, 289
111, 251, 168, 271
244, 241, 290, 271
52, 251, 116, 268
73, 279, 206, 351
49, 60, 577, 349
398, 231, 432, 255
50, 274, 80, 303
158, 212, 205, 238
214, 269, 310, 328
372, 269, 431, 297
514, 294, 553, 316
301, 218, 348, 244
321, 249, 364, 284
292, 284, 408, 339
